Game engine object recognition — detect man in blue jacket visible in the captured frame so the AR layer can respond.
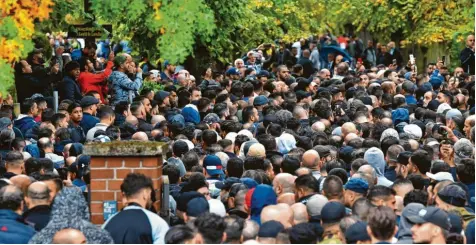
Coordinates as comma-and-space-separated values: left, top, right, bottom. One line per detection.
58, 61, 82, 103
79, 96, 99, 135
109, 54, 143, 105
14, 98, 39, 136
0, 185, 36, 243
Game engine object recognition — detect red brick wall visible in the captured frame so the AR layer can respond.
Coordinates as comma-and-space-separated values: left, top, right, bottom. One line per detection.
90, 156, 163, 224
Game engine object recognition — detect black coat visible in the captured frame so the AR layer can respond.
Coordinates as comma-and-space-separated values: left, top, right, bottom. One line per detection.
15, 74, 50, 102
297, 57, 315, 78
58, 75, 83, 103
460, 47, 475, 75
22, 205, 51, 231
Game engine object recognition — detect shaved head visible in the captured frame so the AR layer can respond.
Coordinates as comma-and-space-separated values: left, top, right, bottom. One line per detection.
273, 173, 296, 196
132, 132, 148, 141
261, 204, 294, 228
291, 203, 308, 224
277, 193, 296, 206
10, 174, 31, 194
342, 122, 357, 138
312, 122, 326, 132
26, 181, 51, 208
344, 133, 359, 145
125, 115, 138, 126
52, 229, 87, 244
302, 150, 320, 170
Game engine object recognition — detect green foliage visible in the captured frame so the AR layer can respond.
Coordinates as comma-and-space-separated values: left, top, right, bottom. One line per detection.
0, 60, 14, 97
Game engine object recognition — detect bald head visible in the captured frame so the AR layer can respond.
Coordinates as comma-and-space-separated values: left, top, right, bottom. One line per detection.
125, 115, 138, 126
302, 150, 320, 170
312, 121, 326, 132
10, 174, 31, 194
261, 204, 294, 228
380, 117, 393, 127
273, 173, 296, 195
52, 229, 87, 244
296, 167, 311, 176
344, 133, 359, 145
277, 193, 296, 206
357, 165, 377, 185
66, 156, 77, 166
0, 185, 23, 214
291, 203, 308, 225
408, 139, 419, 151
151, 115, 166, 126
302, 49, 311, 58
132, 132, 148, 141
342, 122, 357, 138
26, 181, 50, 208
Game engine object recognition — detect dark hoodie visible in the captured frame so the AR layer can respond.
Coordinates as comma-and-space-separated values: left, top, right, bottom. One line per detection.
14, 114, 36, 136
250, 184, 277, 225
28, 187, 114, 244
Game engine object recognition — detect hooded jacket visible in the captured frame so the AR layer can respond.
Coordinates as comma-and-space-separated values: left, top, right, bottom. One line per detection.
250, 184, 277, 225
396, 203, 425, 244
28, 187, 114, 244
364, 147, 393, 187
0, 209, 36, 244
14, 114, 37, 136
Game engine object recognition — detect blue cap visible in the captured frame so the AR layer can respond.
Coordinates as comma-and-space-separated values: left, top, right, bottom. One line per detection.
429, 76, 443, 90
253, 95, 269, 106
80, 96, 99, 107
155, 91, 170, 102
344, 178, 369, 194
177, 191, 203, 212
240, 177, 258, 189
258, 221, 285, 238
203, 155, 224, 176
345, 221, 371, 243
320, 202, 346, 224
226, 67, 240, 76
257, 70, 270, 78
186, 196, 209, 217
407, 206, 450, 231
163, 60, 170, 68
295, 90, 311, 101
215, 177, 241, 190
203, 113, 221, 124
169, 114, 185, 129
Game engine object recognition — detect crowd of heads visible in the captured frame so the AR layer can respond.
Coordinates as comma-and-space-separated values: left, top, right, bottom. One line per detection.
0, 33, 475, 243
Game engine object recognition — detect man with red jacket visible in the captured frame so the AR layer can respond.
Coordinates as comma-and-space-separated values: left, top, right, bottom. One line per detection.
78, 52, 114, 103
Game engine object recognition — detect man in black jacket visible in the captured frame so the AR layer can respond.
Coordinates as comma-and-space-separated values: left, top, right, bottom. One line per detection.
58, 61, 82, 103
23, 182, 51, 231
460, 34, 475, 75
297, 49, 315, 78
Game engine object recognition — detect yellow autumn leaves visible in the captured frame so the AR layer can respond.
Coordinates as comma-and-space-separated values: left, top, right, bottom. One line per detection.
0, 0, 54, 62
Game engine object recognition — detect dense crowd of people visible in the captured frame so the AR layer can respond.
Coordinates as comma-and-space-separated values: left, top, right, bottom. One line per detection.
0, 32, 475, 244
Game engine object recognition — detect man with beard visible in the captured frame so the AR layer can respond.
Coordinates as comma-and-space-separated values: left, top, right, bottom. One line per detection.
103, 173, 169, 243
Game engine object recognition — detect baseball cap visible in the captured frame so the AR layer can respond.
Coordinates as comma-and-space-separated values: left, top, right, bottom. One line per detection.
344, 178, 369, 194
345, 221, 371, 244
253, 95, 269, 106
436, 103, 451, 114
247, 143, 266, 158
397, 151, 412, 166
258, 221, 285, 238
203, 155, 224, 176
437, 184, 467, 207
215, 177, 241, 190
0, 118, 12, 131
68, 155, 90, 178
407, 206, 451, 231
426, 172, 454, 182
320, 202, 346, 224
306, 194, 328, 217
226, 67, 240, 76
240, 177, 259, 189
295, 90, 312, 101
445, 109, 463, 120
80, 96, 99, 107
454, 138, 474, 161
257, 70, 270, 78
155, 91, 170, 102
177, 191, 204, 212
208, 199, 226, 217
186, 196, 210, 217
203, 113, 220, 124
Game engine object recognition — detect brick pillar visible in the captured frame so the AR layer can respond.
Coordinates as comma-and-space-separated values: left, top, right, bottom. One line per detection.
84, 141, 168, 225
